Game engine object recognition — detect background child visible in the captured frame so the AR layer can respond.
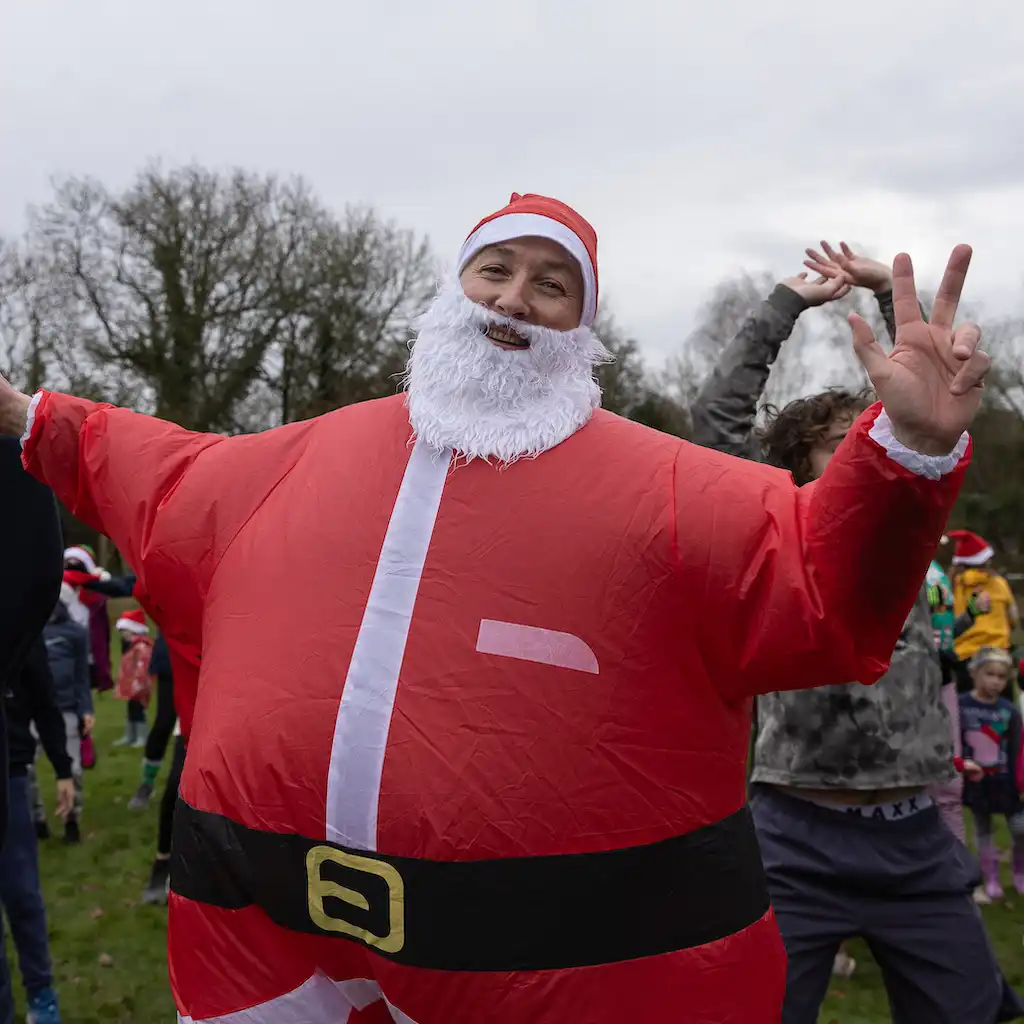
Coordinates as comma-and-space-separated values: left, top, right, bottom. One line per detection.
114, 610, 154, 748
40, 586, 92, 844
960, 646, 1024, 902
61, 545, 114, 693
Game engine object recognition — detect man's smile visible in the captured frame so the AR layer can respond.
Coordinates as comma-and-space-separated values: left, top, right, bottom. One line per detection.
485, 324, 530, 350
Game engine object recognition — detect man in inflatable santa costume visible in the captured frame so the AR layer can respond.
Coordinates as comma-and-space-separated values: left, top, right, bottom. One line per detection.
0, 194, 989, 1023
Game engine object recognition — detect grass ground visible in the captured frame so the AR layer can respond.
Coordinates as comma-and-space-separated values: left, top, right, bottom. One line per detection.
10, 690, 1024, 1023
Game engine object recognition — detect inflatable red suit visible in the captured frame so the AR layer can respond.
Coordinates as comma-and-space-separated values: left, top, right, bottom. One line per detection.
20, 195, 970, 1023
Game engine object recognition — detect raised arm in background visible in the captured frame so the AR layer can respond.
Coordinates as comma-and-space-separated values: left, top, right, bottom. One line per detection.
690, 274, 848, 457
692, 241, 905, 460
84, 573, 138, 600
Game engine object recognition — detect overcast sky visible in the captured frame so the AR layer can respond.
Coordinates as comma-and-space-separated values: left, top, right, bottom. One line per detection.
4, 0, 1024, 371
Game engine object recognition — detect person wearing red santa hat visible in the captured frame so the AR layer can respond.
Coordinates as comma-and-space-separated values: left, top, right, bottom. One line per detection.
947, 530, 1021, 688
113, 608, 154, 749
62, 545, 115, 697
0, 193, 992, 1022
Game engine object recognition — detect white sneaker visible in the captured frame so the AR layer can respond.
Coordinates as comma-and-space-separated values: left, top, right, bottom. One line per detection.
973, 885, 992, 905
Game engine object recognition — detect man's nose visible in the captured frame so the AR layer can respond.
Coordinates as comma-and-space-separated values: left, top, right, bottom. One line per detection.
493, 277, 530, 320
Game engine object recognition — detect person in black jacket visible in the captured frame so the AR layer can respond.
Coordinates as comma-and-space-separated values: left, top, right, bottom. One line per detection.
0, 436, 63, 841
0, 436, 64, 1024
2, 636, 74, 1024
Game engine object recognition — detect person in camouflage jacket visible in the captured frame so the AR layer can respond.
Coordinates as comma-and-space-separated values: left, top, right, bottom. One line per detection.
690, 240, 1022, 1024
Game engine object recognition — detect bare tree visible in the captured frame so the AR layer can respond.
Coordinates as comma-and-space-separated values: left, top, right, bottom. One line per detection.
661, 272, 778, 422
5, 165, 436, 435
0, 237, 68, 396
265, 207, 436, 426
978, 316, 1024, 423
20, 165, 326, 430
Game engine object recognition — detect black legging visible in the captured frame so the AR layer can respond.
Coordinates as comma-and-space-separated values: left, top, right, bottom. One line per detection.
144, 672, 176, 764
158, 735, 186, 857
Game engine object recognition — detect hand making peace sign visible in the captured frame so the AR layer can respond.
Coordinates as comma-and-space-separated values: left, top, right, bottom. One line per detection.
849, 245, 988, 456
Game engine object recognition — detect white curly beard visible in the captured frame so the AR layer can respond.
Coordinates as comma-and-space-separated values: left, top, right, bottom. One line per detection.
403, 286, 611, 465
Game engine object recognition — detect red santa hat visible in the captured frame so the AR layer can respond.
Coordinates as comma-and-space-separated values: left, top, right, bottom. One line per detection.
942, 529, 994, 566
457, 193, 599, 326
115, 608, 150, 635
64, 545, 98, 574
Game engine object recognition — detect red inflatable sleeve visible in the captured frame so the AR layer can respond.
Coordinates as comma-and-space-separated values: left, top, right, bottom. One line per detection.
21, 391, 318, 734
678, 402, 969, 700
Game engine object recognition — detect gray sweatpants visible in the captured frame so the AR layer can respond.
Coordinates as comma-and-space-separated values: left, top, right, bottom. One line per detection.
752, 786, 1023, 1024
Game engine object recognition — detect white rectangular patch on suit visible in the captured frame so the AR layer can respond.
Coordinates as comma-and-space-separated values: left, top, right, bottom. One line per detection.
325, 439, 452, 850
476, 619, 599, 674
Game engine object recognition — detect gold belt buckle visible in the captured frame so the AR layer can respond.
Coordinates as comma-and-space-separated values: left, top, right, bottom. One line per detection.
305, 846, 405, 953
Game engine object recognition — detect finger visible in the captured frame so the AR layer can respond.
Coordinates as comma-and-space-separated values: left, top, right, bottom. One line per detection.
950, 349, 990, 396
891, 253, 924, 326
804, 260, 841, 277
805, 248, 830, 265
835, 282, 852, 300
951, 322, 982, 362
930, 243, 973, 330
795, 271, 808, 280
840, 241, 856, 259
821, 240, 852, 271
822, 275, 849, 296
849, 312, 890, 380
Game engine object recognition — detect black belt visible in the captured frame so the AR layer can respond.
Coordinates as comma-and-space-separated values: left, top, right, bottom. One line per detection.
171, 800, 769, 972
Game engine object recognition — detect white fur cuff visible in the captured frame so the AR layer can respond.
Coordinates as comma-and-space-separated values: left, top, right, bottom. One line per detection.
869, 410, 969, 480
19, 391, 43, 449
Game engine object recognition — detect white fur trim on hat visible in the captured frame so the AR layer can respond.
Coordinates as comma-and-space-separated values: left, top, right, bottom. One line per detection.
457, 213, 598, 326
64, 546, 98, 574
115, 617, 149, 635
952, 546, 994, 566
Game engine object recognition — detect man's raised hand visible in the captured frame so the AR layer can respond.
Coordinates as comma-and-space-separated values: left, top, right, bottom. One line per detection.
805, 241, 893, 295
0, 372, 31, 438
848, 245, 988, 456
781, 271, 851, 306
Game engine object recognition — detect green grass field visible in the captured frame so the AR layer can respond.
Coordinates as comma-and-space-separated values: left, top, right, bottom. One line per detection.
10, 690, 1024, 1023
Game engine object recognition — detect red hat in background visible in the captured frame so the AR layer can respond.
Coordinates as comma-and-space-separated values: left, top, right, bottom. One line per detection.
457, 193, 599, 326
942, 529, 994, 566
115, 608, 150, 635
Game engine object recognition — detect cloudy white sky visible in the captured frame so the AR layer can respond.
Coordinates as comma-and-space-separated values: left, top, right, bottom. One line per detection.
4, 0, 1024, 370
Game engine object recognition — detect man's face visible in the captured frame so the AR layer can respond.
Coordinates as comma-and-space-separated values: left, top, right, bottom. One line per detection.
807, 414, 855, 481
459, 237, 585, 341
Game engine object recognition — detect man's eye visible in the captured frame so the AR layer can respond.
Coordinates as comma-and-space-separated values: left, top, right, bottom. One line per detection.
480, 265, 506, 276
540, 280, 566, 294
